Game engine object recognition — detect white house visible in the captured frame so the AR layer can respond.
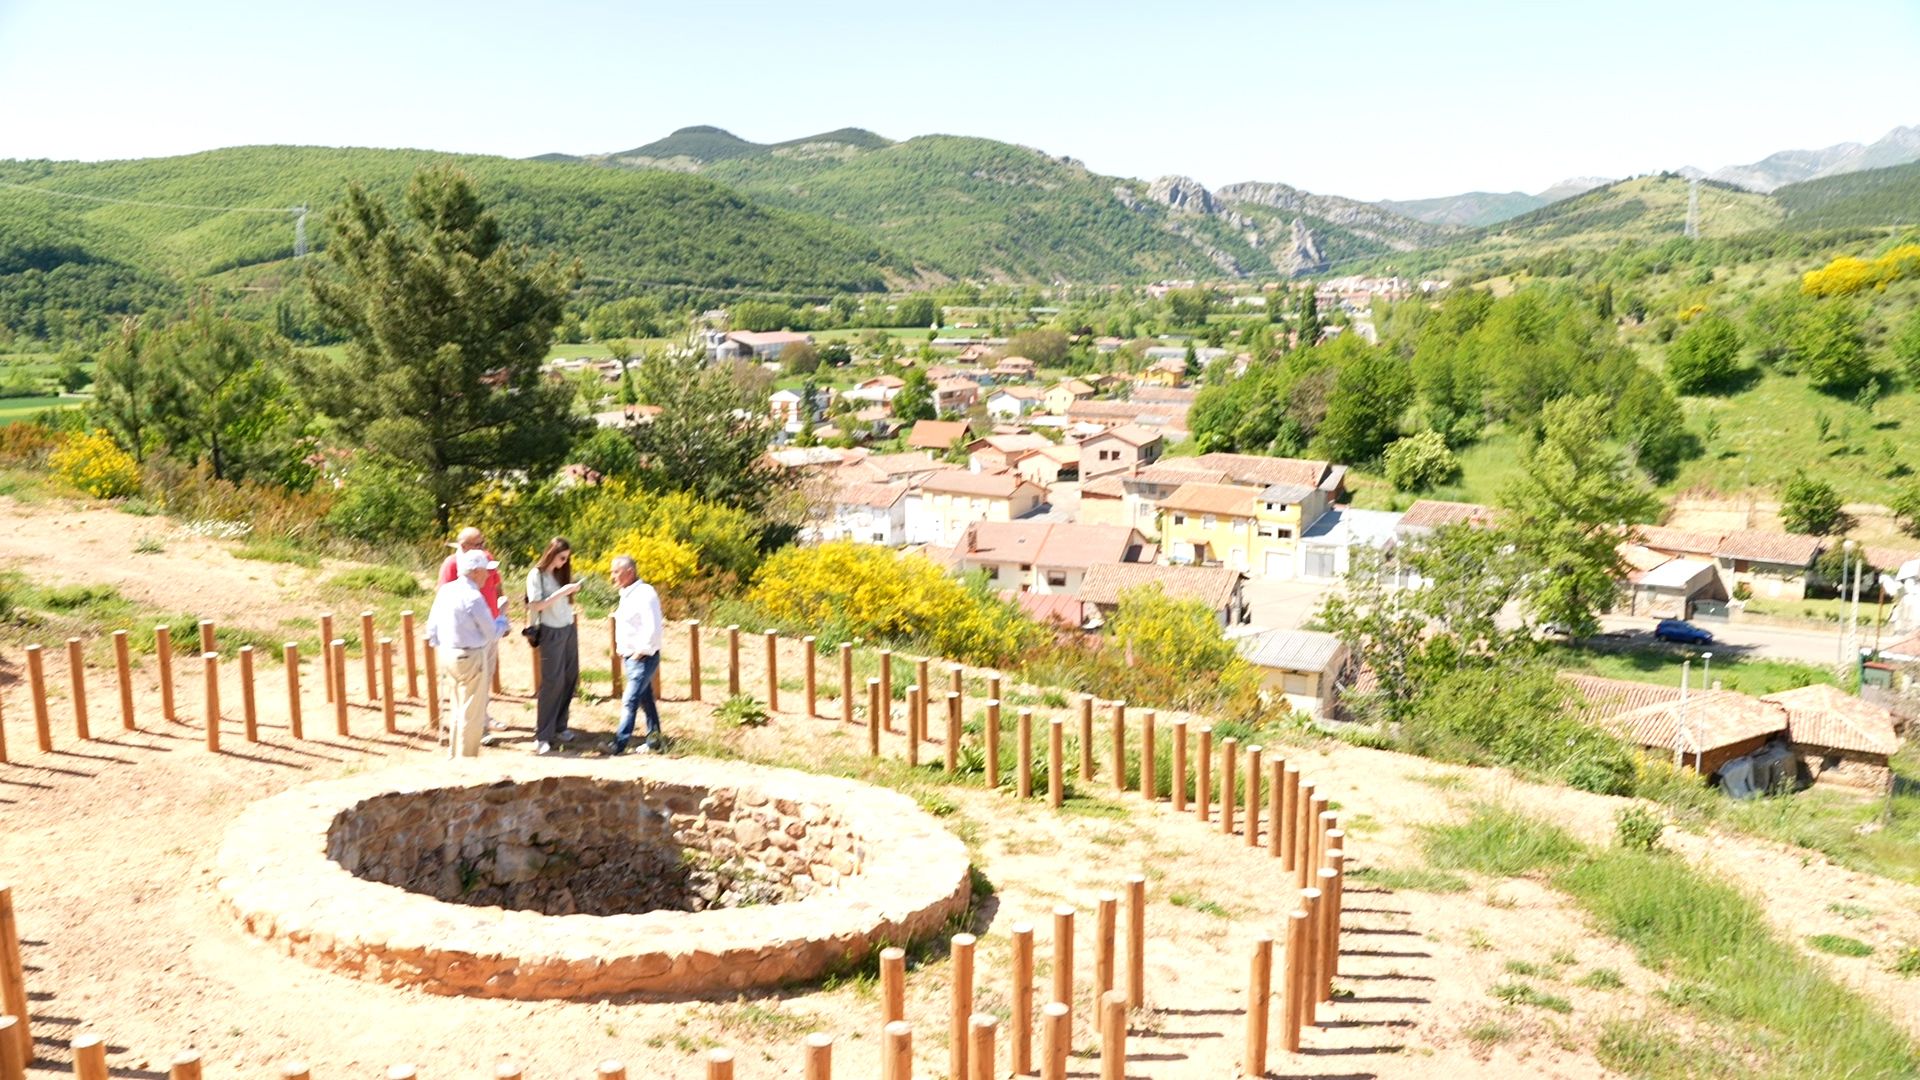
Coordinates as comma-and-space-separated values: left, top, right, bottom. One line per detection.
809, 482, 908, 546
1296, 508, 1402, 581
986, 385, 1045, 420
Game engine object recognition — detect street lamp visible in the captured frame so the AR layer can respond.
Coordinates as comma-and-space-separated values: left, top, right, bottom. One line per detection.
1701, 651, 1713, 690
1836, 540, 1855, 669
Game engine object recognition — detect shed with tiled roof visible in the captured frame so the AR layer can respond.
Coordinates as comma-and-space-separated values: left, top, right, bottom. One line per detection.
1763, 684, 1901, 792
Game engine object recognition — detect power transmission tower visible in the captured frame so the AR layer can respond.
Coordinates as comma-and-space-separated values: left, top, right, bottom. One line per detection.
1683, 178, 1700, 240
292, 205, 309, 258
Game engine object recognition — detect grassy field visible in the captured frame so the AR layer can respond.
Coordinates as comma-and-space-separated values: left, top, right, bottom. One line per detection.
0, 395, 83, 420
1553, 642, 1835, 696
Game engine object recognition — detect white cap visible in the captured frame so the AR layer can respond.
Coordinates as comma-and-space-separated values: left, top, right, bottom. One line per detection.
457, 549, 498, 574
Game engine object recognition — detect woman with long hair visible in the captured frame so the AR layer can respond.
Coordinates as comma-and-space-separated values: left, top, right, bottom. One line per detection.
525, 537, 582, 754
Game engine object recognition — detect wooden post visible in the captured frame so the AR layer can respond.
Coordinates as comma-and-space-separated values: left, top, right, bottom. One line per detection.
1040, 1003, 1069, 1080
423, 636, 439, 731
1281, 765, 1300, 872
688, 619, 703, 702
0, 885, 31, 1065
1324, 846, 1346, 990
491, 1064, 517, 1080
1095, 894, 1117, 996
881, 946, 906, 1024
317, 614, 333, 705
986, 672, 1001, 704
198, 619, 215, 655
1220, 736, 1238, 837
607, 615, 623, 700
883, 1022, 912, 1080
72, 1034, 107, 1080
1293, 783, 1317, 890
915, 658, 930, 743
360, 611, 377, 701
25, 646, 50, 753
1297, 887, 1322, 1026
984, 699, 1001, 789
1125, 875, 1146, 1008
905, 686, 920, 767
1308, 801, 1331, 888
1109, 701, 1125, 792
1050, 906, 1075, 1031
1017, 709, 1034, 799
944, 691, 960, 773
803, 635, 817, 717
1268, 759, 1285, 859
156, 624, 178, 721
0, 1017, 22, 1080
1280, 908, 1308, 1054
1140, 709, 1156, 801
1010, 923, 1034, 1076
1196, 725, 1212, 823
113, 631, 134, 731
948, 663, 964, 723
706, 1049, 734, 1080
1245, 933, 1273, 1079
726, 624, 740, 696
379, 638, 397, 733
1099, 991, 1126, 1080
1316, 865, 1339, 1006
803, 1034, 832, 1080
878, 650, 894, 730
330, 639, 349, 737
203, 652, 220, 753
1077, 695, 1094, 781
1244, 745, 1262, 849
868, 678, 883, 758
65, 637, 88, 741
949, 934, 976, 1080
595, 1062, 625, 1080
765, 629, 779, 711
1171, 718, 1187, 812
284, 643, 303, 739
838, 642, 852, 726
240, 645, 259, 743
968, 1014, 996, 1080
169, 1052, 202, 1080
1047, 718, 1064, 808
401, 610, 418, 697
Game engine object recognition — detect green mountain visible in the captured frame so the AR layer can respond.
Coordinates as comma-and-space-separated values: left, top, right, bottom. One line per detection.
1379, 190, 1548, 228
1774, 161, 1920, 231
546, 125, 899, 173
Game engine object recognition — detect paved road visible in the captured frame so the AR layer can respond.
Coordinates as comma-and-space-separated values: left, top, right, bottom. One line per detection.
1593, 613, 1860, 668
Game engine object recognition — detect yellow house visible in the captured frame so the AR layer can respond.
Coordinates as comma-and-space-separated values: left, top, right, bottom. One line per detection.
1248, 482, 1331, 580
1160, 480, 1331, 578
914, 472, 1047, 546
1043, 378, 1097, 415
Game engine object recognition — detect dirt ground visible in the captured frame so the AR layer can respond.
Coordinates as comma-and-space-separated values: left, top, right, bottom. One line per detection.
1, 498, 1917, 1080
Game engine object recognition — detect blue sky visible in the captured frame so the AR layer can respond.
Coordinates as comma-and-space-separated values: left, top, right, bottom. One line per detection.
1, 0, 1915, 200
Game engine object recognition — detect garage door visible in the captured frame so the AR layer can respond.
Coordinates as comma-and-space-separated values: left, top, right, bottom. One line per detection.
1264, 550, 1290, 578
1304, 548, 1336, 579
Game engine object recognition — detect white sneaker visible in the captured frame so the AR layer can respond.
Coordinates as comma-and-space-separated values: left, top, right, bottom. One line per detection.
534, 741, 554, 755
486, 717, 508, 732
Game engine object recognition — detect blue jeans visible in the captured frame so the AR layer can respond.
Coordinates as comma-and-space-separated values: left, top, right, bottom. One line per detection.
616, 652, 662, 750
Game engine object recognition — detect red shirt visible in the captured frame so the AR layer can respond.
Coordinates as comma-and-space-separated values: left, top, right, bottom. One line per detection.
440, 549, 503, 618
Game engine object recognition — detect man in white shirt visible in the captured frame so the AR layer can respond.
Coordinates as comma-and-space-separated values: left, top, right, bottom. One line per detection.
609, 554, 665, 755
425, 548, 499, 758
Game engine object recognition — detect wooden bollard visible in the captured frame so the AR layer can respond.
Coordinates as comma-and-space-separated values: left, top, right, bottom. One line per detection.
1077, 695, 1094, 781
401, 610, 418, 697
607, 616, 623, 700
423, 636, 439, 731
764, 629, 779, 711
1244, 745, 1262, 848
239, 645, 259, 743
1, 885, 31, 1065
881, 946, 906, 1024
330, 639, 349, 736
1047, 718, 1064, 808
803, 1034, 832, 1080
905, 686, 920, 766
1281, 765, 1301, 872
883, 1022, 913, 1080
984, 699, 1001, 789
688, 619, 703, 702
490, 1065, 515, 1080
1294, 783, 1318, 888
1317, 864, 1340, 1005
915, 658, 930, 741
1310, 801, 1332, 888
944, 691, 961, 773
379, 638, 397, 733
1099, 991, 1126, 1080
1125, 875, 1146, 1008
1140, 709, 1156, 801
1108, 701, 1125, 792
596, 1061, 625, 1080
1297, 887, 1322, 1026
0, 1017, 23, 1080
198, 618, 215, 655
1040, 1003, 1069, 1080
169, 1052, 202, 1080
950, 934, 976, 1080
284, 643, 303, 739
317, 614, 333, 704
25, 646, 50, 752
838, 642, 852, 726
986, 672, 1001, 705
156, 624, 177, 720
1220, 736, 1238, 836
113, 630, 134, 731
1050, 906, 1075, 1030
1245, 933, 1273, 1078
1010, 924, 1034, 1075
1324, 846, 1346, 990
65, 637, 89, 741
726, 624, 741, 695
1268, 759, 1285, 859
1280, 908, 1309, 1053
360, 611, 377, 701
706, 1048, 733, 1080
968, 1014, 996, 1080
203, 652, 221, 752
1196, 725, 1212, 823
948, 663, 964, 719
1095, 894, 1117, 995
1017, 709, 1034, 799
878, 650, 894, 730
868, 678, 882, 757
803, 635, 817, 717
72, 1034, 107, 1080
1171, 719, 1187, 812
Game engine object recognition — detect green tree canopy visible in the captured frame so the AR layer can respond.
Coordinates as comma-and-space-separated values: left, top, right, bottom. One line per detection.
1781, 472, 1846, 535
892, 366, 935, 423
627, 350, 792, 516
1666, 312, 1744, 394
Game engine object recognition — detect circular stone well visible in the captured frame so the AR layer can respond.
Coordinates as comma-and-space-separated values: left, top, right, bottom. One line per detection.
215, 756, 972, 999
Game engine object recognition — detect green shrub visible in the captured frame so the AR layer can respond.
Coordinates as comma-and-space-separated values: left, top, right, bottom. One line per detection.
718, 694, 769, 727
1423, 804, 1584, 877
1615, 804, 1667, 851
1806, 934, 1873, 958
50, 430, 140, 499
326, 457, 438, 546
1891, 947, 1920, 977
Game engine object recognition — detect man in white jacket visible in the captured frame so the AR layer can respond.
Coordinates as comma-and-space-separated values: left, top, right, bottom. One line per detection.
609, 554, 665, 755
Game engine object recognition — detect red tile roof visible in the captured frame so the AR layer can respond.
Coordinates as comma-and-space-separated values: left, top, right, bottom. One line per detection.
1601, 690, 1786, 755
831, 482, 907, 509
1761, 684, 1901, 756
1087, 423, 1163, 447
907, 419, 976, 451
1081, 474, 1127, 499
1001, 589, 1087, 629
921, 472, 1043, 499
960, 522, 1147, 570
1188, 453, 1331, 489
1715, 531, 1821, 566
1160, 482, 1257, 518
1631, 525, 1725, 556
1561, 673, 1686, 723
1399, 499, 1496, 531
1080, 563, 1243, 610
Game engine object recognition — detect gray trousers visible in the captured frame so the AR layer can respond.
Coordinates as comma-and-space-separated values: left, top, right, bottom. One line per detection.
534, 621, 579, 744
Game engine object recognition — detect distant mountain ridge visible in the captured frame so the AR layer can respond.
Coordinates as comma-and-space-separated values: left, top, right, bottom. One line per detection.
1705, 125, 1920, 192
540, 125, 896, 172
1378, 178, 1614, 229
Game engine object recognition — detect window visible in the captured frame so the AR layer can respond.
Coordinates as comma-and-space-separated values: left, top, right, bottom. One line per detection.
1278, 526, 1293, 539
1202, 514, 1216, 528
1258, 524, 1277, 538
1019, 563, 1032, 573
1172, 513, 1186, 525
871, 532, 886, 543
1046, 571, 1068, 587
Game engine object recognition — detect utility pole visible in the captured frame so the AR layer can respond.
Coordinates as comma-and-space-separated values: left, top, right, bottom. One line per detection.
1684, 177, 1701, 240
1836, 540, 1854, 671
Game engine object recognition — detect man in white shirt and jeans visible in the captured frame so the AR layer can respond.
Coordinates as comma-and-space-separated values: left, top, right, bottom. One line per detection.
425, 548, 500, 758
609, 554, 665, 755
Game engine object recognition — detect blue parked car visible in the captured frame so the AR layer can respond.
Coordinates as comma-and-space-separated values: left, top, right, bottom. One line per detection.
1654, 618, 1714, 645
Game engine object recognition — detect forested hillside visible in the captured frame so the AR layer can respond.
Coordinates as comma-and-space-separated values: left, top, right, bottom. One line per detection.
1776, 162, 1920, 231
